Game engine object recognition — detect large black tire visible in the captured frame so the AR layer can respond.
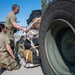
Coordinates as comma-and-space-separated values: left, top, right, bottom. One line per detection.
39, 0, 75, 75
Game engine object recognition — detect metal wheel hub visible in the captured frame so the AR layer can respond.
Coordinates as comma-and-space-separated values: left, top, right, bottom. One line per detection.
61, 30, 75, 64
45, 19, 75, 75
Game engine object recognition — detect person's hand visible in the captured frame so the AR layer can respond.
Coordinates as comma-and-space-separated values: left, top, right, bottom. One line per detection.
12, 56, 15, 59
22, 28, 27, 32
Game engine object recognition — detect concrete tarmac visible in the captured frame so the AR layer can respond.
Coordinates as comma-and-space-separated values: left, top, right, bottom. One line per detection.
1, 66, 44, 75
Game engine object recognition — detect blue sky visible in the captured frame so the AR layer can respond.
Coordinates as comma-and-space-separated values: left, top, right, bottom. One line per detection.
0, 0, 41, 27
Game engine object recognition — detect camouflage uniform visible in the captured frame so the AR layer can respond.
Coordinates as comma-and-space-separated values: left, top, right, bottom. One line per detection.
6, 28, 15, 50
0, 52, 20, 70
0, 34, 20, 70
5, 12, 17, 50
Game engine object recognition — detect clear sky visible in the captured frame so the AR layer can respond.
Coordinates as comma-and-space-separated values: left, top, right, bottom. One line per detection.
0, 0, 41, 27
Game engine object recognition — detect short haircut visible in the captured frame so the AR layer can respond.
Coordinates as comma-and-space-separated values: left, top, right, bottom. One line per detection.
0, 24, 5, 29
0, 24, 5, 32
12, 4, 19, 10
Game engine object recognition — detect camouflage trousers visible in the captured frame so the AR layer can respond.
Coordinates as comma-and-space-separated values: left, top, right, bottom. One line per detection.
0, 52, 20, 70
6, 28, 15, 51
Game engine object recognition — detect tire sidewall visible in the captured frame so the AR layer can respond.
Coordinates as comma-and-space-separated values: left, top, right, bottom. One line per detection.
39, 0, 75, 75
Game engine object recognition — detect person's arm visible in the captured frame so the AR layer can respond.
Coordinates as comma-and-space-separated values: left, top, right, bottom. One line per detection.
12, 22, 27, 32
6, 44, 15, 59
10, 16, 27, 32
5, 35, 15, 59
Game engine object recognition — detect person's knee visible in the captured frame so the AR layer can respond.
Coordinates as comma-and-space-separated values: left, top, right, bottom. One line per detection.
12, 61, 20, 70
6, 60, 20, 70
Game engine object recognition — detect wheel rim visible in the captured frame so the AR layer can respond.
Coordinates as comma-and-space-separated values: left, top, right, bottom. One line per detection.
45, 19, 75, 75
61, 30, 75, 65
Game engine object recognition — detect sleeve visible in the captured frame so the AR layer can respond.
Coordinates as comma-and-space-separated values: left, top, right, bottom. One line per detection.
5, 35, 10, 45
10, 15, 16, 24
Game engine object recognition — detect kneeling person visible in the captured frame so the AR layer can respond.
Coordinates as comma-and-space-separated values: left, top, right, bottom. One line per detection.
0, 24, 20, 70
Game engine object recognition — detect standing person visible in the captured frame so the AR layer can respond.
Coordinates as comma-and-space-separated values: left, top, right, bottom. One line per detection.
0, 24, 20, 70
5, 4, 27, 51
